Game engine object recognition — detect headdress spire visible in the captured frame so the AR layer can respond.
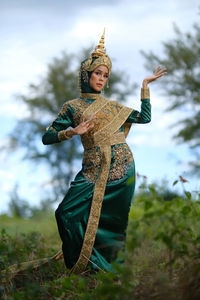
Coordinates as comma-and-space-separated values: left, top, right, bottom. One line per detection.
92, 28, 106, 57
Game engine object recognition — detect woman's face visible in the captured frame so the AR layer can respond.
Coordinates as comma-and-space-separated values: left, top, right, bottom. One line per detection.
89, 65, 109, 92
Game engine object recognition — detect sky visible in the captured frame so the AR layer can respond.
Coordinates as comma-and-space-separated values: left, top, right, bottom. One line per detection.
0, 0, 199, 212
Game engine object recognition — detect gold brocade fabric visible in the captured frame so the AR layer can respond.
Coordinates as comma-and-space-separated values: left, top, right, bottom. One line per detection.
141, 87, 150, 99
68, 94, 133, 274
82, 139, 133, 183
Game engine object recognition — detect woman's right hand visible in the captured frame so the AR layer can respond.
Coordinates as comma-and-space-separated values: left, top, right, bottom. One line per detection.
72, 114, 96, 136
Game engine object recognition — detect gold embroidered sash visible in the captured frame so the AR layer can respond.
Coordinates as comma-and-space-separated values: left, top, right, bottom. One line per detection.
70, 94, 132, 274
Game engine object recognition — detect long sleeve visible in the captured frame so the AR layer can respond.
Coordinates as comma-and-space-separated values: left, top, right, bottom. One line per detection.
42, 102, 74, 145
126, 88, 151, 124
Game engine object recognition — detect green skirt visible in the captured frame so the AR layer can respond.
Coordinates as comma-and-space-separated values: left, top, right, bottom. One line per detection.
55, 160, 135, 272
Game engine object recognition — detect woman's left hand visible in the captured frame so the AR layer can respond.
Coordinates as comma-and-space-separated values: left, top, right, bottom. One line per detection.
142, 66, 167, 88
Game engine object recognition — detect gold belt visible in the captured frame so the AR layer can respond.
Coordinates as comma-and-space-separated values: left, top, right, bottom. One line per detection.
70, 131, 126, 274
84, 132, 126, 150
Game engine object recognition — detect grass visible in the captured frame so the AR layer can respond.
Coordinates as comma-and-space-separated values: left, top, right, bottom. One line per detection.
0, 212, 60, 249
1, 188, 200, 299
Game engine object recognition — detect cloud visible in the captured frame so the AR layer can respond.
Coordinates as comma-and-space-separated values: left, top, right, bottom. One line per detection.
1, 0, 120, 13
0, 0, 199, 211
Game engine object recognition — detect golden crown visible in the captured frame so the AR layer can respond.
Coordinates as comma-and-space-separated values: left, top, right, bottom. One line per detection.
83, 29, 112, 75
92, 28, 106, 57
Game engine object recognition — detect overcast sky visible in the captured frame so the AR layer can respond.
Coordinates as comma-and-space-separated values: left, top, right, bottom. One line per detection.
0, 0, 199, 212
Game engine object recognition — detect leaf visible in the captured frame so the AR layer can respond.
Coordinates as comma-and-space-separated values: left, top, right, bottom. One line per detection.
173, 180, 178, 186
184, 191, 192, 200
181, 205, 191, 215
144, 200, 153, 211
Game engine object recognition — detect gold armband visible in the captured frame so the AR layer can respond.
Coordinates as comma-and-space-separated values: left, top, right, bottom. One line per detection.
46, 125, 56, 132
141, 87, 150, 99
58, 130, 72, 142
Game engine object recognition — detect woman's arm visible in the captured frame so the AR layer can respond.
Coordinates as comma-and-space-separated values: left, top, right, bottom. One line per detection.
42, 103, 96, 145
126, 87, 151, 124
42, 103, 74, 145
126, 66, 167, 124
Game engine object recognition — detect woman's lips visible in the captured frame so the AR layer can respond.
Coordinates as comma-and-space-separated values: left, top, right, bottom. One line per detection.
96, 83, 102, 87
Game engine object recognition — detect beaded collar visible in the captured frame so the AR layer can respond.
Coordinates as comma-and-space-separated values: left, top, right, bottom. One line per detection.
80, 93, 102, 100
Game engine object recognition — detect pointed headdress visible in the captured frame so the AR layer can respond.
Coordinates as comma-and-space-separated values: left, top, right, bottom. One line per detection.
84, 29, 112, 73
79, 29, 112, 93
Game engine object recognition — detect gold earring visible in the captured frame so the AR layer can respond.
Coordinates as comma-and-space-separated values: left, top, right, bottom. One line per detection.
106, 80, 109, 88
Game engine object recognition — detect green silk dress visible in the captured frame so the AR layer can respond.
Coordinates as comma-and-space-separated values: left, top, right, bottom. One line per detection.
42, 93, 151, 273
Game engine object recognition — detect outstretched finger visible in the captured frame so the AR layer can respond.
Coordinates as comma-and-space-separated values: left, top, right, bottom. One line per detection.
90, 114, 96, 121
86, 114, 96, 124
157, 67, 167, 75
87, 123, 94, 130
81, 114, 85, 123
154, 65, 161, 74
156, 72, 167, 79
156, 67, 167, 76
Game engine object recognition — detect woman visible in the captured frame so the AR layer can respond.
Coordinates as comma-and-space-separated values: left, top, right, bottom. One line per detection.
42, 31, 167, 274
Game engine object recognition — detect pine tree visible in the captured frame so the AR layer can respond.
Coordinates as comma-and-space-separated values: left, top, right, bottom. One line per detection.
141, 23, 200, 173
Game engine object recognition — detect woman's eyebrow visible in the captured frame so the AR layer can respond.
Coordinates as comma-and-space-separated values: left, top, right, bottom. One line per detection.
96, 69, 108, 74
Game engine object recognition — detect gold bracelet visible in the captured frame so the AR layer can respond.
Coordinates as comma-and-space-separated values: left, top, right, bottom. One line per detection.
141, 87, 150, 99
58, 130, 72, 142
46, 125, 56, 132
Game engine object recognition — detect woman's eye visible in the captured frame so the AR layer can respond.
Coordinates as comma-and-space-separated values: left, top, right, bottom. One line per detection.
95, 72, 100, 75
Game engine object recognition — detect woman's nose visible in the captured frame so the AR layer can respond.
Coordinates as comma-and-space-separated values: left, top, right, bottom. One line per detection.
99, 75, 104, 81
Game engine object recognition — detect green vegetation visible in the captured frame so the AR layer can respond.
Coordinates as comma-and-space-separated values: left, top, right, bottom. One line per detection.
1, 180, 200, 300
0, 213, 59, 249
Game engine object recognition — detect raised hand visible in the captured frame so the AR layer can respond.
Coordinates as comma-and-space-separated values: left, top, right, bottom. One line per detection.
142, 66, 167, 87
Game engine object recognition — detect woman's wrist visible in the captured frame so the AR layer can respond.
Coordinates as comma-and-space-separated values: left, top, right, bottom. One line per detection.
58, 128, 76, 141
141, 86, 150, 99
142, 80, 148, 88
68, 128, 76, 136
